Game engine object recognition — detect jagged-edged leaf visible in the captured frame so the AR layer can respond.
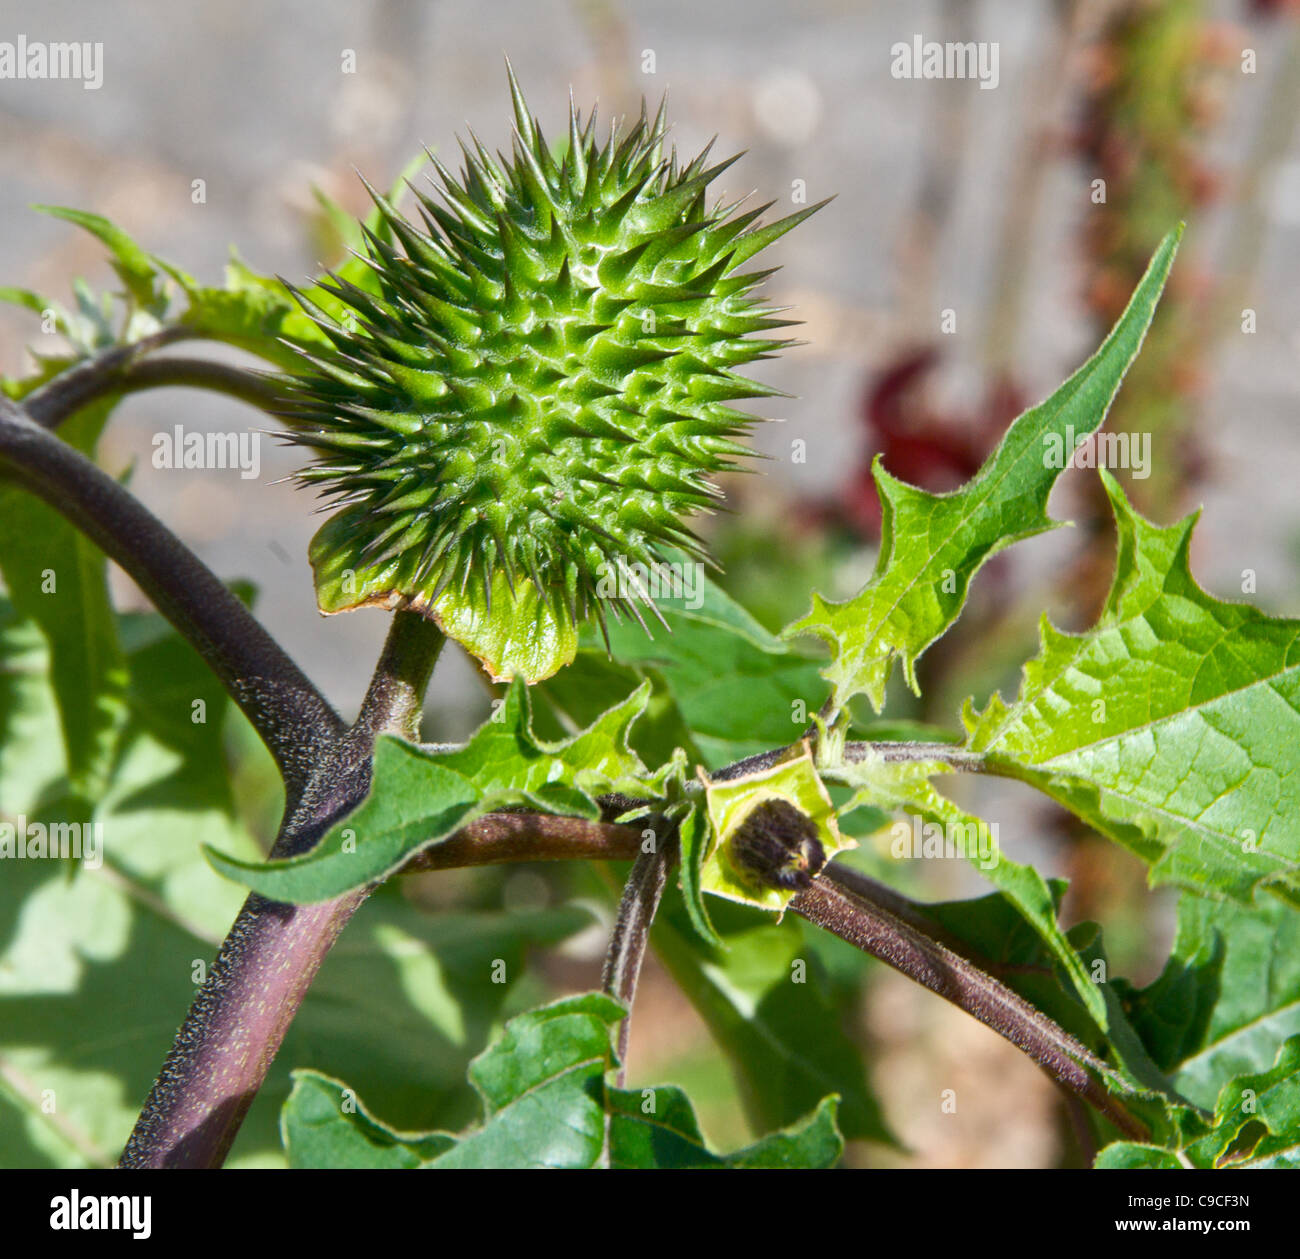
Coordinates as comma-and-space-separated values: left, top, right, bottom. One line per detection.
19, 165, 424, 385
424, 992, 623, 1168
1093, 1142, 1185, 1169
535, 650, 700, 770
785, 227, 1181, 712
1100, 1036, 1300, 1169
965, 472, 1300, 905
1192, 1037, 1300, 1167
33, 206, 166, 312
281, 1071, 455, 1168
606, 1088, 841, 1170
167, 258, 324, 369
280, 994, 843, 1168
171, 157, 430, 367
205, 678, 678, 903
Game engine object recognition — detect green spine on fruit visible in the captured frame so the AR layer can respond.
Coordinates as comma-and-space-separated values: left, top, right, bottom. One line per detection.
282, 65, 825, 681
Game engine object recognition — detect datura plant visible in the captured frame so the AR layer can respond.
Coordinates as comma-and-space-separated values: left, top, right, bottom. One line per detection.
3, 66, 1300, 1178
283, 67, 823, 682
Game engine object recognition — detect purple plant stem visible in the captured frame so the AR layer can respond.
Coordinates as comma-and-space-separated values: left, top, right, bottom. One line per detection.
0, 396, 341, 801
791, 870, 1150, 1142
120, 612, 443, 1168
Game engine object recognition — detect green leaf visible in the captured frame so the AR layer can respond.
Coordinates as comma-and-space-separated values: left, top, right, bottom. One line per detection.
281, 1071, 455, 1168
0, 405, 129, 802
426, 992, 624, 1168
1131, 894, 1300, 1108
1094, 1142, 1184, 1169
1116, 1036, 1300, 1169
0, 596, 67, 813
785, 226, 1182, 712
0, 280, 132, 365
0, 286, 50, 316
1192, 1036, 1300, 1167
272, 892, 592, 1149
828, 749, 1108, 1026
169, 258, 323, 369
536, 651, 699, 773
588, 573, 828, 767
205, 678, 675, 903
966, 472, 1300, 905
33, 206, 165, 312
675, 803, 720, 945
606, 1088, 841, 1169
280, 993, 844, 1168
170, 159, 432, 369
22, 172, 427, 382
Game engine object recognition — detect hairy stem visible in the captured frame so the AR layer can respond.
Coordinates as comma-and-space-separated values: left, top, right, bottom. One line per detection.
354, 611, 443, 738
20, 327, 202, 429
21, 329, 289, 429
0, 396, 340, 801
706, 739, 985, 784
845, 740, 986, 772
110, 356, 287, 415
119, 886, 367, 1168
120, 613, 445, 1168
400, 811, 642, 871
790, 868, 1149, 1142
601, 825, 678, 1087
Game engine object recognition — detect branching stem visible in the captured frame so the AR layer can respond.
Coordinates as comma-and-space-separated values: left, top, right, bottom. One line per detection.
21, 326, 202, 428
791, 868, 1150, 1142
120, 613, 445, 1168
601, 825, 679, 1086
0, 396, 340, 801
21, 328, 287, 429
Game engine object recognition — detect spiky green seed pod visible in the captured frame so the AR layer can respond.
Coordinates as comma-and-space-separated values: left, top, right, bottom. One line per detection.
282, 67, 825, 681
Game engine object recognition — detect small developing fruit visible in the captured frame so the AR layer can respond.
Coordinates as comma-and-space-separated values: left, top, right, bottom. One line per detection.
729, 797, 827, 893
280, 65, 825, 682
